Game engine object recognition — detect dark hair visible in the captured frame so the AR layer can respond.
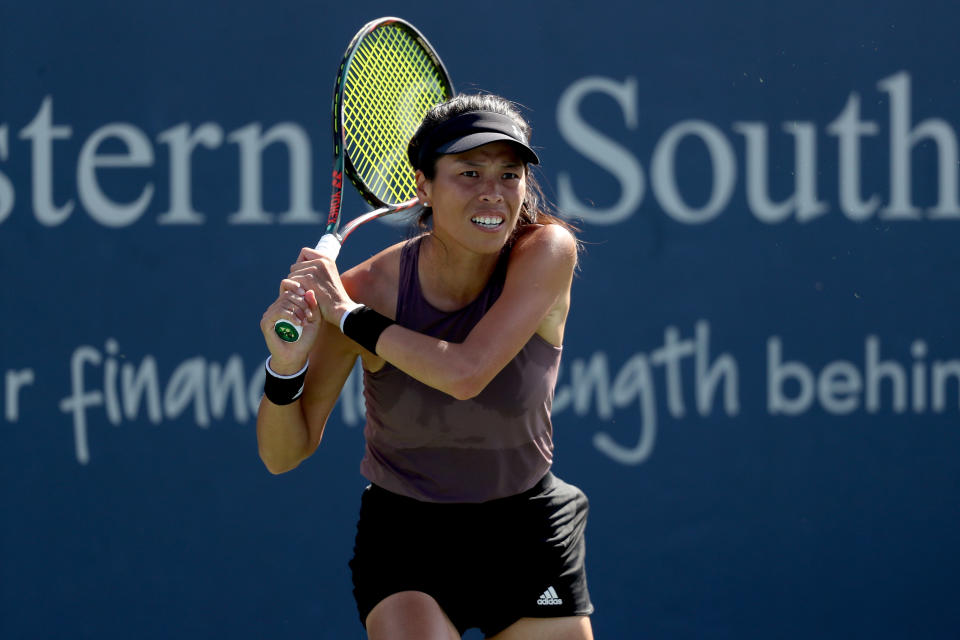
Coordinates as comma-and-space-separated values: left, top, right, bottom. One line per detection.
408, 93, 579, 240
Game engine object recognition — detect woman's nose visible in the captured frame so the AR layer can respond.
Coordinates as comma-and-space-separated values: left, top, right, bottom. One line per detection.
478, 177, 503, 201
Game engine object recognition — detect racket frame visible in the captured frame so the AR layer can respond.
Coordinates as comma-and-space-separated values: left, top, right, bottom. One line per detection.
273, 17, 453, 342
327, 17, 453, 243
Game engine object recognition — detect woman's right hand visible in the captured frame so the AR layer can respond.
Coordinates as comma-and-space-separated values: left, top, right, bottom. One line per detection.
259, 278, 321, 374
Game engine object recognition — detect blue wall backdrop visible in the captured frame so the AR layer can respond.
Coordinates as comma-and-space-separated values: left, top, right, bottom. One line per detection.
2, 1, 959, 638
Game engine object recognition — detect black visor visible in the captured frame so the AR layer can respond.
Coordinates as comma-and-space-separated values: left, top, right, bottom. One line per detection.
408, 111, 540, 170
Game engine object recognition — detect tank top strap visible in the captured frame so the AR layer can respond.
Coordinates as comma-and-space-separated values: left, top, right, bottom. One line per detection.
395, 236, 423, 324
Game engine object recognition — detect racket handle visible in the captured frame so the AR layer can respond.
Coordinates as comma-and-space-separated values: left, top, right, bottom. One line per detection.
315, 233, 342, 260
273, 234, 343, 342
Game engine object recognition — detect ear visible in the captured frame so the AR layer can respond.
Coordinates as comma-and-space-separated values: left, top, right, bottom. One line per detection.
415, 170, 432, 205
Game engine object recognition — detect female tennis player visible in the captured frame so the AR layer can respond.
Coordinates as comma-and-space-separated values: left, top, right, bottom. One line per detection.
257, 94, 594, 640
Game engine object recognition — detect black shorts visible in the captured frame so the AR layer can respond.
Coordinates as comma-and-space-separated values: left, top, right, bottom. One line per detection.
349, 472, 594, 637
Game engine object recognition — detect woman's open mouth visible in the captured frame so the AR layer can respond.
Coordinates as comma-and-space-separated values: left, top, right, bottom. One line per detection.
471, 215, 505, 231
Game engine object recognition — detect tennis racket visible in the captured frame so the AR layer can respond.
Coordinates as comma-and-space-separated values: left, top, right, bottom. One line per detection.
274, 16, 454, 342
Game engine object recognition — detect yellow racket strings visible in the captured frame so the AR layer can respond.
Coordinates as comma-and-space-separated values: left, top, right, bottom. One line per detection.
343, 24, 450, 205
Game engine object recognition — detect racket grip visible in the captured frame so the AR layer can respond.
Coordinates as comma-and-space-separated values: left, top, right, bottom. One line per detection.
315, 234, 342, 260
273, 234, 343, 342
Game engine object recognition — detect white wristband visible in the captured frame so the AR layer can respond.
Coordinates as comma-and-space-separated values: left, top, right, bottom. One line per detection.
265, 355, 309, 379
339, 302, 365, 333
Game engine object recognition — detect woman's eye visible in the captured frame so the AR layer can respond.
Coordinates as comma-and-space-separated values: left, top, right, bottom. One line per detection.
502, 172, 520, 180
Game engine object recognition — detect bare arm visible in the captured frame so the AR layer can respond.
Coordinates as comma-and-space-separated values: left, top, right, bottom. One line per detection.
256, 320, 359, 474
304, 225, 577, 401
377, 225, 576, 399
255, 247, 376, 474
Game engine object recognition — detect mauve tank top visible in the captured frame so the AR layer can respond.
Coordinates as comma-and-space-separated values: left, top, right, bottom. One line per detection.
359, 236, 562, 503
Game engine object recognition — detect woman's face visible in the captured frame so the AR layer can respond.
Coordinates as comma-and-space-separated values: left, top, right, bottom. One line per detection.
417, 141, 527, 257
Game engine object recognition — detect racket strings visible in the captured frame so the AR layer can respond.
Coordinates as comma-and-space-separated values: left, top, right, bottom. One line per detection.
347, 34, 436, 197
342, 24, 449, 205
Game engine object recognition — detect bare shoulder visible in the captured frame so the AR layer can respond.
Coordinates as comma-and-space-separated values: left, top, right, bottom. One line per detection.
502, 224, 578, 346
340, 239, 408, 319
510, 223, 579, 270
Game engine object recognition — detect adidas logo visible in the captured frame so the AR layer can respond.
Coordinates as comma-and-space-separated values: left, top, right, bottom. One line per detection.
536, 586, 563, 606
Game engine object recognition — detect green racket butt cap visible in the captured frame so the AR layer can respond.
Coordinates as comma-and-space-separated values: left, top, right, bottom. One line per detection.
274, 320, 301, 343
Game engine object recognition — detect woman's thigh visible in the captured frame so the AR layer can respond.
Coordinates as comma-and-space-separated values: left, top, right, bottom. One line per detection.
365, 590, 460, 640
489, 615, 594, 640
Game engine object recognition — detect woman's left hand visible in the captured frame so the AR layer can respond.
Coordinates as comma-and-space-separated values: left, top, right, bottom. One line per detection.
287, 246, 356, 327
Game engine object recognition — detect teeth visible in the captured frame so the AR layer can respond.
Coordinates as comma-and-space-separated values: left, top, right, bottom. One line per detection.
471, 216, 503, 227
